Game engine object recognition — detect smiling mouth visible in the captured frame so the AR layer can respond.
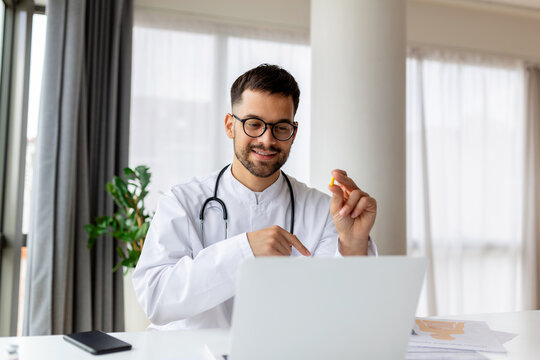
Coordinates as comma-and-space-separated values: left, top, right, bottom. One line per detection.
253, 150, 277, 156
251, 149, 279, 161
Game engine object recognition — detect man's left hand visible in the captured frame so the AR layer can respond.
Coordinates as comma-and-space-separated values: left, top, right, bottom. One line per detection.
328, 169, 377, 256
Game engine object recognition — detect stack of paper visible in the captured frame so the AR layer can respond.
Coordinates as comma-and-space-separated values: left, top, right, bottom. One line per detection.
407, 318, 517, 360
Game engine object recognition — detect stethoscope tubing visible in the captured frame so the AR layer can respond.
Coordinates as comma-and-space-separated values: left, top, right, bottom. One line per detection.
199, 164, 295, 247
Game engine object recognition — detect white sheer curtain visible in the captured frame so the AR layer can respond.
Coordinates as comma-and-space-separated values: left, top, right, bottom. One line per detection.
130, 9, 311, 211
407, 49, 526, 316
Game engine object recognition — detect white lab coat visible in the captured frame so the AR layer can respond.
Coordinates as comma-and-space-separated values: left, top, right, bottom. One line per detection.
133, 167, 377, 330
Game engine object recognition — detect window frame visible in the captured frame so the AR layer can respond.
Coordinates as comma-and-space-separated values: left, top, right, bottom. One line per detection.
0, 0, 42, 336
0, 1, 14, 236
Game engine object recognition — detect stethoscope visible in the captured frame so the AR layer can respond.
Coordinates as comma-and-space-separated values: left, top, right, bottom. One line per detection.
199, 164, 295, 247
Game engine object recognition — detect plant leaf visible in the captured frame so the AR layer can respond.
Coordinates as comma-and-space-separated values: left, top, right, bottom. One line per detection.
85, 164, 154, 272
123, 167, 136, 180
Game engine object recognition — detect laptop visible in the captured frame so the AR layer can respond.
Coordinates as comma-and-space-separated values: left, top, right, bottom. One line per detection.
206, 256, 427, 360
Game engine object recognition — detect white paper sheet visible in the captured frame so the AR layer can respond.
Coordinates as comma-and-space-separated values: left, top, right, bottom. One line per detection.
409, 318, 508, 353
492, 330, 518, 344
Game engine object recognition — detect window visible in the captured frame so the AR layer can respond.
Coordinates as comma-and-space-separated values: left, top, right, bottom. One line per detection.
17, 12, 46, 336
0, 0, 46, 336
22, 13, 46, 233
407, 52, 525, 316
130, 10, 311, 211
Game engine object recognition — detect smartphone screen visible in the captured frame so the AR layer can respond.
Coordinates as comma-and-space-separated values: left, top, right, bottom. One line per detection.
63, 330, 132, 355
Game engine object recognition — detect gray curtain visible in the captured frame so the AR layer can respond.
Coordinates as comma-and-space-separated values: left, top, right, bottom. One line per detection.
523, 66, 540, 310
23, 0, 133, 335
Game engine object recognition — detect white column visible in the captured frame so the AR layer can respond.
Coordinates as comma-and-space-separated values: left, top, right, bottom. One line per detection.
310, 0, 406, 255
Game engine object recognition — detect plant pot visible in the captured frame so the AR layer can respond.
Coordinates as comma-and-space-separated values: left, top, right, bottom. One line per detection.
123, 267, 151, 331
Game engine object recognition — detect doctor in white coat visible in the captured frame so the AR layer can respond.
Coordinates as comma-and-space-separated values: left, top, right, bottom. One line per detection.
133, 64, 378, 330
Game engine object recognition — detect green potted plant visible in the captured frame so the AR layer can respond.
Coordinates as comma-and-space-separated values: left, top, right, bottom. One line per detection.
85, 165, 152, 273
85, 165, 153, 331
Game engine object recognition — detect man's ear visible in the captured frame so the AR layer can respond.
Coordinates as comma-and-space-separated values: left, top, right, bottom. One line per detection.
225, 113, 234, 139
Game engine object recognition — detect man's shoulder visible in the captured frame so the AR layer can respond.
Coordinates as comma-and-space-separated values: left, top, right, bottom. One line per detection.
162, 170, 220, 203
171, 171, 217, 191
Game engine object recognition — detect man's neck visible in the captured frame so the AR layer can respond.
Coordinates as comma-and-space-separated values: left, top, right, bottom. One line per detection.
230, 158, 280, 192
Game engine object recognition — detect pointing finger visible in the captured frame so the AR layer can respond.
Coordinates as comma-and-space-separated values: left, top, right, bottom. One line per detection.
283, 232, 310, 256
274, 238, 293, 256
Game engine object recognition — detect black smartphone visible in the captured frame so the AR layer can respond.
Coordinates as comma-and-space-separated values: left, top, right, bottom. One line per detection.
63, 330, 132, 355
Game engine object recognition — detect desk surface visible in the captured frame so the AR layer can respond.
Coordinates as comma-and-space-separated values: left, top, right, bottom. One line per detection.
1, 311, 539, 359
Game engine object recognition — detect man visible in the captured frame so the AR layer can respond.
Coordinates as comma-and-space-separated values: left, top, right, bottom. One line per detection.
133, 64, 377, 330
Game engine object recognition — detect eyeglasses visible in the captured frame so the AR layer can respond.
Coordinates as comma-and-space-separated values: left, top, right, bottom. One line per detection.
231, 114, 297, 141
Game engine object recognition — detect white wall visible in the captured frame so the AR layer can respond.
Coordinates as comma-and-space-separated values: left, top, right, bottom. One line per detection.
408, 0, 540, 62
135, 0, 540, 62
134, 0, 311, 32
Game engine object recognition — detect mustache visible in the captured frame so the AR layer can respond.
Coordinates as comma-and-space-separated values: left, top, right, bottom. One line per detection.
249, 144, 281, 153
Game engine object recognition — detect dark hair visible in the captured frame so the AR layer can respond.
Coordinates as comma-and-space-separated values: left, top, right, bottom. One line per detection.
230, 64, 300, 114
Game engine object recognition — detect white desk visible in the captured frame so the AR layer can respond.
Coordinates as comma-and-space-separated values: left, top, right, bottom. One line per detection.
440, 311, 540, 360
1, 311, 539, 359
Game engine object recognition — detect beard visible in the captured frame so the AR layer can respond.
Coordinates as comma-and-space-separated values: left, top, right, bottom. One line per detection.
233, 138, 290, 178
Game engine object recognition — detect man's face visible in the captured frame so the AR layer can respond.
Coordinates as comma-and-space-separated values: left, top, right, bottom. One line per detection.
226, 89, 297, 178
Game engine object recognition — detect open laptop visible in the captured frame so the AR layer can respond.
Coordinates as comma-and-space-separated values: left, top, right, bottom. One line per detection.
207, 256, 427, 360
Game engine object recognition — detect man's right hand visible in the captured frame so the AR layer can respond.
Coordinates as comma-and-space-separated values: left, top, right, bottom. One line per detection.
246, 225, 311, 257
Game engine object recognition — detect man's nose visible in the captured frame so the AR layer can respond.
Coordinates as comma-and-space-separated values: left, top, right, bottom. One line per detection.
258, 127, 277, 145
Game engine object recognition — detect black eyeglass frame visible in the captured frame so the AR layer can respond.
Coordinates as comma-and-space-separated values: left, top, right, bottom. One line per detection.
231, 114, 298, 141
